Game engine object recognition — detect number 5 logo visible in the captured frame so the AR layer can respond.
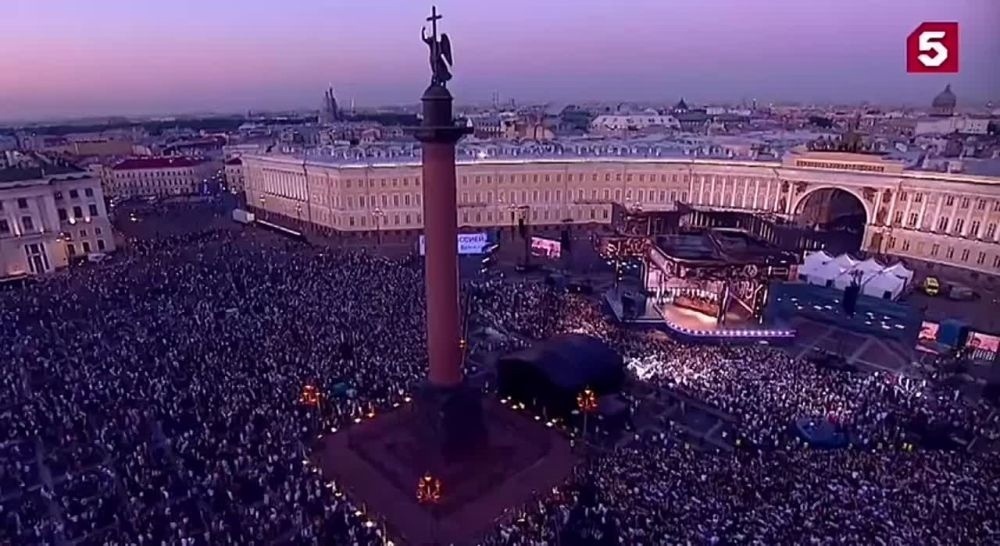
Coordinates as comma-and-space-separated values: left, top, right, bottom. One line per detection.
907, 22, 959, 73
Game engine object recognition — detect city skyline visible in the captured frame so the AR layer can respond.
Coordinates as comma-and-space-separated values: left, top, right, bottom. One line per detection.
1, 0, 998, 121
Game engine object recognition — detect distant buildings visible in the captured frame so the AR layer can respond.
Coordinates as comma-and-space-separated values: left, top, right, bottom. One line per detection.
105, 156, 217, 199
915, 85, 991, 136
1, 166, 114, 278
591, 114, 680, 133
224, 158, 245, 194
320, 87, 342, 124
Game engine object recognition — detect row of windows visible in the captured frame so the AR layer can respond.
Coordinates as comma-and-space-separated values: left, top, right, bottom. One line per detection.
890, 238, 1000, 269
57, 205, 100, 222
118, 169, 195, 178
795, 160, 886, 173
53, 188, 95, 200
66, 239, 106, 255
338, 205, 614, 228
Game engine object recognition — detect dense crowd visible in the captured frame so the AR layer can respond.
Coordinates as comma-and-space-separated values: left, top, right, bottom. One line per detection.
1, 222, 999, 545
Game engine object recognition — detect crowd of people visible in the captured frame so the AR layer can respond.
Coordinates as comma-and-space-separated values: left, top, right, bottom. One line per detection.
2, 218, 999, 545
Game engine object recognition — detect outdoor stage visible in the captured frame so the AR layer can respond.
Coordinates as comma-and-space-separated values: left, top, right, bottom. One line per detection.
604, 289, 796, 345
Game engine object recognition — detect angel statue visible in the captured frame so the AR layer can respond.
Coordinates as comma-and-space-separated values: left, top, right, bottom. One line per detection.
422, 7, 454, 86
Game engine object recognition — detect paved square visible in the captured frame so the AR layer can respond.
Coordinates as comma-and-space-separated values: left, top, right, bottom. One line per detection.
315, 399, 576, 545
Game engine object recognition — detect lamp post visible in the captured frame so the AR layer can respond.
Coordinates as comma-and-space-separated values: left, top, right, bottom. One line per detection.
295, 202, 303, 230
576, 388, 598, 444
372, 208, 385, 246
259, 195, 267, 222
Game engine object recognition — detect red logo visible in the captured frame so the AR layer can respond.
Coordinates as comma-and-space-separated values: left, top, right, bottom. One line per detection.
907, 22, 959, 73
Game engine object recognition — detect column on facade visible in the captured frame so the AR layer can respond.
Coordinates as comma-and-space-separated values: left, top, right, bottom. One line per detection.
931, 195, 945, 233
697, 176, 706, 205
784, 181, 795, 215
885, 189, 899, 227
917, 193, 928, 230
741, 178, 750, 210
961, 200, 975, 237
752, 179, 761, 210
902, 193, 914, 228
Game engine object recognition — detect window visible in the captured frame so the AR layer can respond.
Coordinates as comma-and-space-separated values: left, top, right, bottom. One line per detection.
67, 243, 76, 256
931, 244, 940, 257
994, 256, 1000, 269
58, 208, 68, 221
936, 217, 948, 231
17, 198, 28, 209
945, 195, 954, 206
54, 191, 63, 200
22, 216, 34, 231
914, 193, 923, 203
82, 241, 91, 253
970, 221, 981, 237
95, 227, 102, 235
960, 198, 970, 209
89, 204, 99, 217
73, 206, 83, 218
960, 249, 970, 262
97, 239, 106, 252
80, 229, 87, 237
899, 192, 907, 202
84, 188, 94, 197
893, 211, 903, 225
987, 224, 997, 239
953, 218, 964, 234
0, 219, 9, 234
977, 199, 986, 211
946, 247, 955, 259
69, 189, 79, 199
977, 252, 986, 265
902, 240, 910, 252
907, 213, 918, 227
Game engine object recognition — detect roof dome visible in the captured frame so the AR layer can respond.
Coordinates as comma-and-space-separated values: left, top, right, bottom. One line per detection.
932, 84, 956, 109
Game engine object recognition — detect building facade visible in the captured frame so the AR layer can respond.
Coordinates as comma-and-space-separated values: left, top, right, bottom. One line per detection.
243, 150, 1000, 276
224, 158, 245, 194
1, 171, 115, 278
105, 157, 217, 199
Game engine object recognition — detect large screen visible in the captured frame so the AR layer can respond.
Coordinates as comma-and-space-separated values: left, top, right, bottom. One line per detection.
968, 331, 1000, 354
418, 232, 489, 256
530, 237, 562, 259
916, 321, 939, 353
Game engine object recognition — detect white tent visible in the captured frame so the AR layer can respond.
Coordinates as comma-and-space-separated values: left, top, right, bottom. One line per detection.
799, 251, 833, 281
796, 252, 913, 300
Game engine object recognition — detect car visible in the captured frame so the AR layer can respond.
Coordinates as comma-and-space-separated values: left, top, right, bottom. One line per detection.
922, 276, 940, 296
946, 284, 977, 301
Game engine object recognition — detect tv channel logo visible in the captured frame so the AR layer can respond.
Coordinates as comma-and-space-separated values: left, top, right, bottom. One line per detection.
907, 22, 959, 73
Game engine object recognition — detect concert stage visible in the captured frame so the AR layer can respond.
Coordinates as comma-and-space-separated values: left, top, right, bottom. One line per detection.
604, 289, 796, 345
314, 398, 576, 545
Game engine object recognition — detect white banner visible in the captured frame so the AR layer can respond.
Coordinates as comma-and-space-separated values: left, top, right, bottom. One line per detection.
418, 232, 489, 256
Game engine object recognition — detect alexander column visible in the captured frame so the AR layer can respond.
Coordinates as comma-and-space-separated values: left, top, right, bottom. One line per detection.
414, 6, 485, 459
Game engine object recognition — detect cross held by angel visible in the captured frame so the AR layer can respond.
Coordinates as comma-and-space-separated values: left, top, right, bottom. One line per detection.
422, 6, 454, 86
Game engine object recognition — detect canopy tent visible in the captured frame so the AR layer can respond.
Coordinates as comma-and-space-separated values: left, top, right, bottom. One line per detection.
799, 253, 912, 300
799, 251, 834, 280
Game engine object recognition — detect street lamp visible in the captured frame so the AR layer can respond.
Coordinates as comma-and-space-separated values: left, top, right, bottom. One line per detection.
576, 388, 598, 443
372, 208, 385, 246
259, 195, 266, 221
295, 203, 303, 229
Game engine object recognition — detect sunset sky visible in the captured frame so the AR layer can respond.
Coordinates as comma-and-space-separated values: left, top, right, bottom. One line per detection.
1, 0, 997, 120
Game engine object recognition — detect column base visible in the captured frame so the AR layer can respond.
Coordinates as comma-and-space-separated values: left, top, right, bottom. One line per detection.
415, 379, 488, 465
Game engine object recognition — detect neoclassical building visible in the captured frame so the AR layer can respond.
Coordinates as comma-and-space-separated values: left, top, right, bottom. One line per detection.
242, 149, 1000, 276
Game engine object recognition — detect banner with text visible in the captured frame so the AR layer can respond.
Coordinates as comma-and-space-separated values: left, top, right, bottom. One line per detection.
418, 232, 489, 256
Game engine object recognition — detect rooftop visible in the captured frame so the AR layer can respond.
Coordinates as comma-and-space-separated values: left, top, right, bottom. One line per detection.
112, 156, 208, 170
0, 164, 83, 184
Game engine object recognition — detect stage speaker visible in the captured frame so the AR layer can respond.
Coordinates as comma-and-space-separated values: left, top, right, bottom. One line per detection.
937, 319, 970, 349
842, 283, 860, 316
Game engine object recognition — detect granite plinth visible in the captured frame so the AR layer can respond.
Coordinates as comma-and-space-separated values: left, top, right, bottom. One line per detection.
315, 399, 575, 545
